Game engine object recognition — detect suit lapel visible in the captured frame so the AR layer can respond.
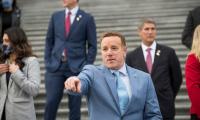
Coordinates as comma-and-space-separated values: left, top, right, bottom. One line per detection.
8, 76, 13, 89
4, 60, 14, 89
60, 10, 66, 39
151, 44, 161, 75
1, 74, 8, 92
137, 47, 148, 73
103, 66, 120, 110
125, 66, 138, 113
68, 9, 82, 38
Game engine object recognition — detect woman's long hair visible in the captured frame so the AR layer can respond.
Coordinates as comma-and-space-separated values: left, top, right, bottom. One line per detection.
4, 27, 35, 69
191, 25, 200, 61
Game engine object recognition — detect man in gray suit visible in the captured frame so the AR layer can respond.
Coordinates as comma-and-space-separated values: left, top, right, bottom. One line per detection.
64, 32, 162, 120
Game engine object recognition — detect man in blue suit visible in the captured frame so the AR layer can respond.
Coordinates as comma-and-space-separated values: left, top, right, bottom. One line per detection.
44, 0, 97, 119
64, 32, 162, 120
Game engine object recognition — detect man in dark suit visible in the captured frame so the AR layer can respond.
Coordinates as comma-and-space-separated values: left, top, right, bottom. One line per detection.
182, 6, 200, 49
44, 0, 97, 119
126, 18, 182, 120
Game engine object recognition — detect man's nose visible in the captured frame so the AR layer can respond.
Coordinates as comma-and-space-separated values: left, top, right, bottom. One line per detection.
147, 29, 153, 34
106, 49, 113, 55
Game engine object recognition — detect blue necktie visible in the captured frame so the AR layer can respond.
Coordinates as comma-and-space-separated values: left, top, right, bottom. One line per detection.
113, 71, 129, 114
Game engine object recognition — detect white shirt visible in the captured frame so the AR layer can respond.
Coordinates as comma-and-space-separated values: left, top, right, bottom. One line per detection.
141, 41, 156, 63
65, 5, 79, 24
111, 63, 132, 100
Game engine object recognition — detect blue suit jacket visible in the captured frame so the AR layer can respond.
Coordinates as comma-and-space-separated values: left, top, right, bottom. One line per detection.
45, 9, 97, 73
72, 65, 162, 120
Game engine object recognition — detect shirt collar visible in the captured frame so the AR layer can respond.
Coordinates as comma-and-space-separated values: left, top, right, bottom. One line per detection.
65, 5, 79, 16
141, 41, 156, 51
110, 63, 127, 76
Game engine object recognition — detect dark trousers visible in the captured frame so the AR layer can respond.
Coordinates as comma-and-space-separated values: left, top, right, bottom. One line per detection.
44, 63, 81, 120
191, 114, 200, 120
1, 108, 5, 120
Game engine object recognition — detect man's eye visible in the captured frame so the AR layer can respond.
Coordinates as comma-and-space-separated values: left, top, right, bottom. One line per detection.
102, 48, 107, 51
112, 47, 118, 50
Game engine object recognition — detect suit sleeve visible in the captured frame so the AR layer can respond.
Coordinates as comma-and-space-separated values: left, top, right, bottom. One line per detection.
10, 58, 41, 96
169, 49, 183, 98
78, 65, 94, 95
65, 65, 93, 96
44, 14, 55, 64
13, 7, 21, 27
144, 75, 162, 120
182, 11, 194, 49
86, 15, 97, 64
126, 52, 132, 66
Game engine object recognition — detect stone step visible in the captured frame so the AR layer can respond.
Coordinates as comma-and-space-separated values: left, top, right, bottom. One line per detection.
22, 7, 190, 20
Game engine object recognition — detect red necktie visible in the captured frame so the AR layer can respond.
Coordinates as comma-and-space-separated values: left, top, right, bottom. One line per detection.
146, 48, 152, 73
65, 11, 71, 36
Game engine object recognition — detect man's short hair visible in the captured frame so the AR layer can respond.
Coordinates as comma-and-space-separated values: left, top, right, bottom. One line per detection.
138, 18, 157, 30
100, 32, 126, 47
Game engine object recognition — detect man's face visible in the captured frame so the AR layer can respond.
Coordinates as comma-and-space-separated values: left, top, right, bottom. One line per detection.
139, 23, 157, 46
101, 36, 127, 70
62, 0, 77, 9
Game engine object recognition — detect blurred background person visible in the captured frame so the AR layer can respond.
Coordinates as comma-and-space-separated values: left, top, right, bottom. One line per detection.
44, 0, 97, 120
126, 18, 182, 120
182, 6, 200, 49
185, 25, 200, 120
0, 0, 21, 43
0, 27, 40, 120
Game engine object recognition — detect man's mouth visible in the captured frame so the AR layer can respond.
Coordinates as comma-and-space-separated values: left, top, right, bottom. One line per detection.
107, 59, 115, 62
